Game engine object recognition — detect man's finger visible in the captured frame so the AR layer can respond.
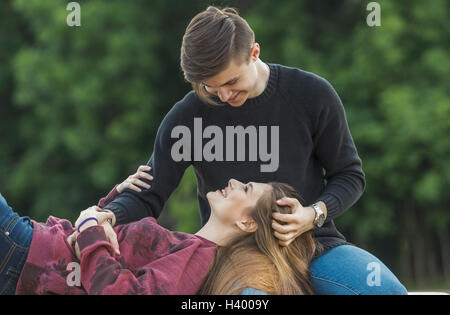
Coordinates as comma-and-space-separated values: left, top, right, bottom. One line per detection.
276, 197, 300, 207
273, 231, 296, 242
272, 211, 297, 223
271, 220, 297, 234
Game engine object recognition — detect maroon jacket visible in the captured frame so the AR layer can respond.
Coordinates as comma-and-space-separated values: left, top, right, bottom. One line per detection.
15, 186, 216, 294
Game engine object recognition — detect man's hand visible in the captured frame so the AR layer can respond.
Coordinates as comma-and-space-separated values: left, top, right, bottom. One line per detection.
271, 198, 327, 247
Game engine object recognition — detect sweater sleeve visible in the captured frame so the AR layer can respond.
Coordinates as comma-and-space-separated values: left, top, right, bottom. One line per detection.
97, 184, 119, 209
103, 100, 191, 225
77, 226, 175, 295
311, 78, 366, 220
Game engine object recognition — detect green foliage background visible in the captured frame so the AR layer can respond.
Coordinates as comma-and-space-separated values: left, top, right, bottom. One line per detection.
1, 0, 448, 289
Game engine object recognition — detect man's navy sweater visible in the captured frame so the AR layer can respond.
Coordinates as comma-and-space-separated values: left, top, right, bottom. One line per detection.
105, 62, 366, 251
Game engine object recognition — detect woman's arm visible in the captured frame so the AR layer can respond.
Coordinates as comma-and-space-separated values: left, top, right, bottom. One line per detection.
76, 225, 173, 295
68, 167, 154, 253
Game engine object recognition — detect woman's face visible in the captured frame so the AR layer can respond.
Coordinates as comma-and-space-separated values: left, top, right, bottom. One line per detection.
207, 178, 271, 226
201, 44, 261, 107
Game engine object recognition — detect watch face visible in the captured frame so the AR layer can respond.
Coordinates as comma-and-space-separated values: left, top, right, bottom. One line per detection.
316, 215, 325, 227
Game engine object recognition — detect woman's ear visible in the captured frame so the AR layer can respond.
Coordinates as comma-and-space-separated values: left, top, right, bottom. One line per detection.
236, 218, 258, 233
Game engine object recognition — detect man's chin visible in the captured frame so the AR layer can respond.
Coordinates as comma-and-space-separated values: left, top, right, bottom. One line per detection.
227, 92, 247, 107
228, 98, 245, 107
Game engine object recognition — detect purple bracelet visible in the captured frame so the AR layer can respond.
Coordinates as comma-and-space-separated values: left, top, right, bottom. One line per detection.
77, 217, 99, 233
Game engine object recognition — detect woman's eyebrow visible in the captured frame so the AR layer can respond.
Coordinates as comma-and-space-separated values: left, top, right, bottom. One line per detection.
203, 76, 239, 88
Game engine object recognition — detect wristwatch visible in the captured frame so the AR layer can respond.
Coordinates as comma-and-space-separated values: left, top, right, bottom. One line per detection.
311, 203, 325, 228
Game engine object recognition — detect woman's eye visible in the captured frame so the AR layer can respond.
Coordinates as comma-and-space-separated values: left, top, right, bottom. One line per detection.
244, 185, 248, 193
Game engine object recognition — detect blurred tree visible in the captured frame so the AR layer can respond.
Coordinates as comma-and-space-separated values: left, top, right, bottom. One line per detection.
7, 0, 200, 222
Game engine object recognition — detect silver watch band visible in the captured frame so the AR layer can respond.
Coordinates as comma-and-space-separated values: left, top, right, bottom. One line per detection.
311, 203, 325, 228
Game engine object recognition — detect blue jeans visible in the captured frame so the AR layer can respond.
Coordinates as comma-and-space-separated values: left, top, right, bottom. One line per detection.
0, 193, 33, 295
240, 244, 408, 295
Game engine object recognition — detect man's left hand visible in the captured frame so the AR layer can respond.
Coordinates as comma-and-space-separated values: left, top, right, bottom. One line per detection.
271, 197, 322, 247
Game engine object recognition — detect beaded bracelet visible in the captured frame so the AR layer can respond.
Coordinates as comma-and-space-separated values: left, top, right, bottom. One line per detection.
77, 217, 99, 233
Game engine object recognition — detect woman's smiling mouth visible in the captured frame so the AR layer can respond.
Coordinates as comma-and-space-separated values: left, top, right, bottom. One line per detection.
216, 187, 228, 198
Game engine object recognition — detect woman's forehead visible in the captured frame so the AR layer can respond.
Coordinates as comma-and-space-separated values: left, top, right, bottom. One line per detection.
250, 182, 272, 195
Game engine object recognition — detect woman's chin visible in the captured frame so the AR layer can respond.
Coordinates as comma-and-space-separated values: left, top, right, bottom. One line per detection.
206, 191, 223, 208
206, 191, 217, 203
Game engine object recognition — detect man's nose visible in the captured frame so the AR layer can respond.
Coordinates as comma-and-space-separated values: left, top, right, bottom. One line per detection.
218, 88, 232, 102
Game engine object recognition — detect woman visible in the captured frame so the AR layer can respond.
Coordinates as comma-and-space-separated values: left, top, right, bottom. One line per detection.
102, 6, 407, 294
0, 167, 318, 295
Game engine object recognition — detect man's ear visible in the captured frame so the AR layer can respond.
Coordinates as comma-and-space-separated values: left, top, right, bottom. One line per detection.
236, 218, 258, 233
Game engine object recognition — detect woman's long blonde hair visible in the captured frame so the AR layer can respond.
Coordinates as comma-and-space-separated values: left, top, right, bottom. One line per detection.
199, 182, 322, 295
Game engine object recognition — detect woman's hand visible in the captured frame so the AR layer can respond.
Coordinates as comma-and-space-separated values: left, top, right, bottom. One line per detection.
271, 197, 321, 247
116, 165, 153, 193
67, 221, 119, 260
74, 206, 113, 232
68, 207, 119, 259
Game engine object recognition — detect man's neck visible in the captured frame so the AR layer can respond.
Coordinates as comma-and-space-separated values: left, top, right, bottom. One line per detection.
248, 59, 270, 99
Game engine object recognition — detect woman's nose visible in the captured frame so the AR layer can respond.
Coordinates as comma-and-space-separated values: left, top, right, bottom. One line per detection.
228, 178, 243, 189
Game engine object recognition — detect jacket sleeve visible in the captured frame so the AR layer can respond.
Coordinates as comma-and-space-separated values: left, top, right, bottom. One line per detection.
103, 102, 191, 225
311, 77, 366, 221
77, 226, 176, 295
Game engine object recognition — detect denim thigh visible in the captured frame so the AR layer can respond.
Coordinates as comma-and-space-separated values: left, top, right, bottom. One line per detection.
0, 193, 33, 295
310, 244, 408, 295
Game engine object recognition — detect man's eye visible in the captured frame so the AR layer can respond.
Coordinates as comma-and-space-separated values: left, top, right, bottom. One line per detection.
244, 185, 248, 193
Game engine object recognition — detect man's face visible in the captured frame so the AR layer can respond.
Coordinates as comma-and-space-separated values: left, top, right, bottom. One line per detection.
202, 50, 259, 107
